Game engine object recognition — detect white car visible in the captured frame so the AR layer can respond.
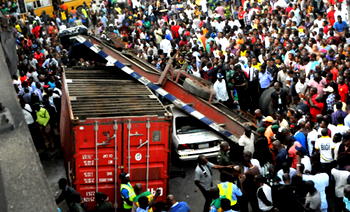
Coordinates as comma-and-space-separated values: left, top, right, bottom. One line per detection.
171, 106, 223, 161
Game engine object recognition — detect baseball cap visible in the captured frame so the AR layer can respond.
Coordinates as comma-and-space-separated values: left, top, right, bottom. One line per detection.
217, 73, 224, 79
263, 116, 274, 123
119, 172, 130, 178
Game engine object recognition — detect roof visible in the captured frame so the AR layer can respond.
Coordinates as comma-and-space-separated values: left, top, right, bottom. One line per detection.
64, 68, 167, 119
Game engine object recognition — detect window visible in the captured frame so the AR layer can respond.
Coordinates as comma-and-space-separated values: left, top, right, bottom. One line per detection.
25, 0, 51, 9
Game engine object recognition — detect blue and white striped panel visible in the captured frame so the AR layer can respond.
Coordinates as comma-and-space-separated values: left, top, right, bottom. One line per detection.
72, 35, 237, 143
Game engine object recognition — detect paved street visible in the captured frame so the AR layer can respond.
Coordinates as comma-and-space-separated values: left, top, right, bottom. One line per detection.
42, 154, 69, 211
169, 158, 220, 210
43, 152, 220, 211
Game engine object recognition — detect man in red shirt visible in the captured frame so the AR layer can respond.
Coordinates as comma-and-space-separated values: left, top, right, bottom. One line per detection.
170, 21, 180, 40
285, 3, 293, 14
328, 61, 339, 80
179, 37, 188, 47
327, 6, 336, 26
31, 23, 41, 38
308, 88, 324, 121
238, 7, 245, 26
338, 76, 348, 102
34, 49, 45, 67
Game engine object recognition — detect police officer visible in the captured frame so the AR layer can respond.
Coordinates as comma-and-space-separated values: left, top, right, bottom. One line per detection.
120, 172, 136, 212
217, 141, 234, 182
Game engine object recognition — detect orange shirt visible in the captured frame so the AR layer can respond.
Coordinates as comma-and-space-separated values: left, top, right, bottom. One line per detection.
264, 125, 274, 149
236, 38, 244, 45
60, 3, 68, 11
330, 68, 339, 81
200, 35, 207, 48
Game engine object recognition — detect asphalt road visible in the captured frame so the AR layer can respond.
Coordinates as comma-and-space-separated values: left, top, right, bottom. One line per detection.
43, 152, 220, 211
169, 158, 220, 211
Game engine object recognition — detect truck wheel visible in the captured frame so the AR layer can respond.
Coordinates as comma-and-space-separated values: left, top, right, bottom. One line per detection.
259, 87, 274, 116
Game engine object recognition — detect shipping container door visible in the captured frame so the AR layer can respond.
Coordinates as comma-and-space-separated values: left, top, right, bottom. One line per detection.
122, 117, 170, 200
74, 120, 122, 210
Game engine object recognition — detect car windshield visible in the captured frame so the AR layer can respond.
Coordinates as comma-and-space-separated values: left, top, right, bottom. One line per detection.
175, 117, 207, 134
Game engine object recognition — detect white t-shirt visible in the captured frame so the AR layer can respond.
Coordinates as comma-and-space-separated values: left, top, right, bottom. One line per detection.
213, 79, 229, 102
295, 80, 308, 94
303, 173, 329, 210
301, 156, 312, 173
22, 105, 34, 125
238, 134, 255, 154
159, 39, 172, 55
332, 125, 349, 136
244, 159, 261, 174
305, 190, 321, 211
277, 167, 297, 184
331, 168, 350, 198
307, 129, 318, 156
315, 136, 335, 163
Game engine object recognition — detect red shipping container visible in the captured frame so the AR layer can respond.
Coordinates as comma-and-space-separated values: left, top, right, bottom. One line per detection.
60, 68, 171, 210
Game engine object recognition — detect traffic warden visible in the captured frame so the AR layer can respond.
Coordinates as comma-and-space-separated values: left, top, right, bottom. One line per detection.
217, 174, 242, 211
120, 172, 136, 212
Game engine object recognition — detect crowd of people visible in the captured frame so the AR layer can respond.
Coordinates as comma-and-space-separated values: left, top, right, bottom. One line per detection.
4, 0, 350, 211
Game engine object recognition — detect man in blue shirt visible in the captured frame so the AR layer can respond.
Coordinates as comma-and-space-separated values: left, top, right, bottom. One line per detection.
331, 102, 348, 125
167, 194, 191, 212
258, 68, 273, 93
272, 140, 288, 172
333, 16, 348, 33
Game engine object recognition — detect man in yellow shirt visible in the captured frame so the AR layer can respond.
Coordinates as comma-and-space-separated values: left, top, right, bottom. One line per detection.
251, 57, 262, 71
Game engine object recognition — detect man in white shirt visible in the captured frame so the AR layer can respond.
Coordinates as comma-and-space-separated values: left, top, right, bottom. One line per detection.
159, 35, 172, 57
213, 73, 229, 103
315, 128, 335, 173
243, 151, 261, 174
277, 162, 297, 184
332, 118, 350, 136
335, 4, 348, 23
256, 175, 273, 212
331, 167, 350, 211
238, 127, 255, 154
302, 171, 329, 212
314, 14, 325, 28
277, 68, 288, 86
304, 181, 322, 212
218, 34, 230, 51
295, 76, 308, 95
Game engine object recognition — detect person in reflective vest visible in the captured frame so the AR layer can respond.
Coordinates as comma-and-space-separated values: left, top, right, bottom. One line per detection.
120, 172, 136, 212
217, 181, 242, 209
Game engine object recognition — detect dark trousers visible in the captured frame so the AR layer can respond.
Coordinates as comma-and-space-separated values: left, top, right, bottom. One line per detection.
321, 162, 334, 175
200, 189, 212, 212
237, 88, 249, 111
248, 83, 260, 112
240, 193, 259, 212
335, 197, 345, 212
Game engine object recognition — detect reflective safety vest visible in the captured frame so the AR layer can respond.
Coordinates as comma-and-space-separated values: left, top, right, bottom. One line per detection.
120, 183, 136, 209
217, 182, 237, 206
